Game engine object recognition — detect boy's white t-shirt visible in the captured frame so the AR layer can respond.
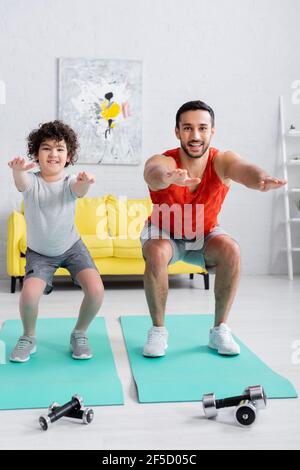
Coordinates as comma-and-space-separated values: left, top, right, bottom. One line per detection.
22, 171, 80, 256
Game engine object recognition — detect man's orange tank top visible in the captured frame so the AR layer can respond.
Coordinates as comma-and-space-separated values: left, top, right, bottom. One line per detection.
148, 147, 229, 238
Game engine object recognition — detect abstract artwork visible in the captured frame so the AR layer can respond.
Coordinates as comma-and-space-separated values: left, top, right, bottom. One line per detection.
59, 58, 142, 164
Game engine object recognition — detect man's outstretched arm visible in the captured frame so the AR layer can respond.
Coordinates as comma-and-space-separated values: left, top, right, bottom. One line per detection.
221, 151, 287, 191
144, 154, 201, 191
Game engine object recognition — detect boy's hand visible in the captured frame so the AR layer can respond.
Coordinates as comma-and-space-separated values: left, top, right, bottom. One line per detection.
76, 171, 95, 185
259, 176, 287, 192
8, 157, 35, 192
8, 157, 36, 172
72, 171, 95, 197
164, 169, 201, 187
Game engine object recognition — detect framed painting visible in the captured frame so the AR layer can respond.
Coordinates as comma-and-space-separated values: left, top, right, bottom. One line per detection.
59, 58, 142, 164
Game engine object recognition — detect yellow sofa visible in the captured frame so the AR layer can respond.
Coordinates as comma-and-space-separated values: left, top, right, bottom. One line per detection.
7, 194, 208, 293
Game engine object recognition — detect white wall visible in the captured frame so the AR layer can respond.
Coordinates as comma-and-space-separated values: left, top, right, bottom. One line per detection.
1, 0, 300, 278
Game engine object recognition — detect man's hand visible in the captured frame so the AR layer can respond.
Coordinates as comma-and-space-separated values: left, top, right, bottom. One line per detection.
164, 169, 201, 187
258, 176, 287, 192
76, 171, 95, 185
8, 156, 36, 172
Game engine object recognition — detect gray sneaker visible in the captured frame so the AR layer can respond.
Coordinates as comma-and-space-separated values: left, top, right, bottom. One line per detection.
10, 335, 37, 363
70, 331, 92, 360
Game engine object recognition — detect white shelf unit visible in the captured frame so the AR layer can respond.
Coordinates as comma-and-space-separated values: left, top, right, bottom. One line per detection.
279, 96, 300, 280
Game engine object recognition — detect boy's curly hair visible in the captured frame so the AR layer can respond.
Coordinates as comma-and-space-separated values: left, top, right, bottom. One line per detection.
27, 120, 79, 166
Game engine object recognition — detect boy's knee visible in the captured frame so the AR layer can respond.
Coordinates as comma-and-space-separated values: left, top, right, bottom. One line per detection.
20, 288, 41, 307
85, 282, 104, 304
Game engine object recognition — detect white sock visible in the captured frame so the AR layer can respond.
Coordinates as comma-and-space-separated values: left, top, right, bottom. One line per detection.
214, 323, 226, 329
152, 326, 167, 332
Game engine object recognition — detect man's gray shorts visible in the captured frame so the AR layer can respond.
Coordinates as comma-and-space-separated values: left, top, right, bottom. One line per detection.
24, 238, 99, 294
140, 221, 235, 269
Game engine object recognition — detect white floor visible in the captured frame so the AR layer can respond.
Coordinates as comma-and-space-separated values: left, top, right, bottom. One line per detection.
0, 274, 299, 450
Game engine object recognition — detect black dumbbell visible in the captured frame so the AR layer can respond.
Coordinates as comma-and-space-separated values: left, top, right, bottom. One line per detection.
202, 385, 267, 426
47, 401, 94, 424
39, 395, 94, 431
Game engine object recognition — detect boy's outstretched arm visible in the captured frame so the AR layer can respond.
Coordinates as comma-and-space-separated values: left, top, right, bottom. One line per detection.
71, 171, 95, 197
220, 151, 287, 191
8, 157, 36, 192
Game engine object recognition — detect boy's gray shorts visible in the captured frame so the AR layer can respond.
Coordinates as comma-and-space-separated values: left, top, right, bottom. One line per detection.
140, 221, 236, 269
24, 238, 99, 294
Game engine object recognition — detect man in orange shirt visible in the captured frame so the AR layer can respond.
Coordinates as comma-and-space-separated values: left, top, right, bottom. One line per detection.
141, 100, 286, 357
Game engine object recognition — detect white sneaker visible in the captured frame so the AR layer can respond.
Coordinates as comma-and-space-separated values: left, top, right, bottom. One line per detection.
208, 323, 240, 356
143, 326, 168, 357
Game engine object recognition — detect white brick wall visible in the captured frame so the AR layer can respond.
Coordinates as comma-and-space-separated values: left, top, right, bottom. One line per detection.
1, 0, 300, 278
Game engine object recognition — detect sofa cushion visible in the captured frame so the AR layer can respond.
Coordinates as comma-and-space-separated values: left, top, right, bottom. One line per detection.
81, 235, 113, 258
112, 236, 143, 259
106, 194, 152, 239
75, 197, 109, 237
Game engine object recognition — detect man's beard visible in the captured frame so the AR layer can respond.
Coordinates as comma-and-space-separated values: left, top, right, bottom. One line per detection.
181, 141, 210, 159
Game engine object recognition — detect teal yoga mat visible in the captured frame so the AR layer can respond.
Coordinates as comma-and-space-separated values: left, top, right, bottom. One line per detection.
120, 315, 298, 403
0, 318, 124, 409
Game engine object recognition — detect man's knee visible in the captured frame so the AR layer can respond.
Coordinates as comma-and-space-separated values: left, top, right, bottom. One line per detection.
221, 239, 241, 269
205, 236, 240, 270
143, 240, 173, 270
